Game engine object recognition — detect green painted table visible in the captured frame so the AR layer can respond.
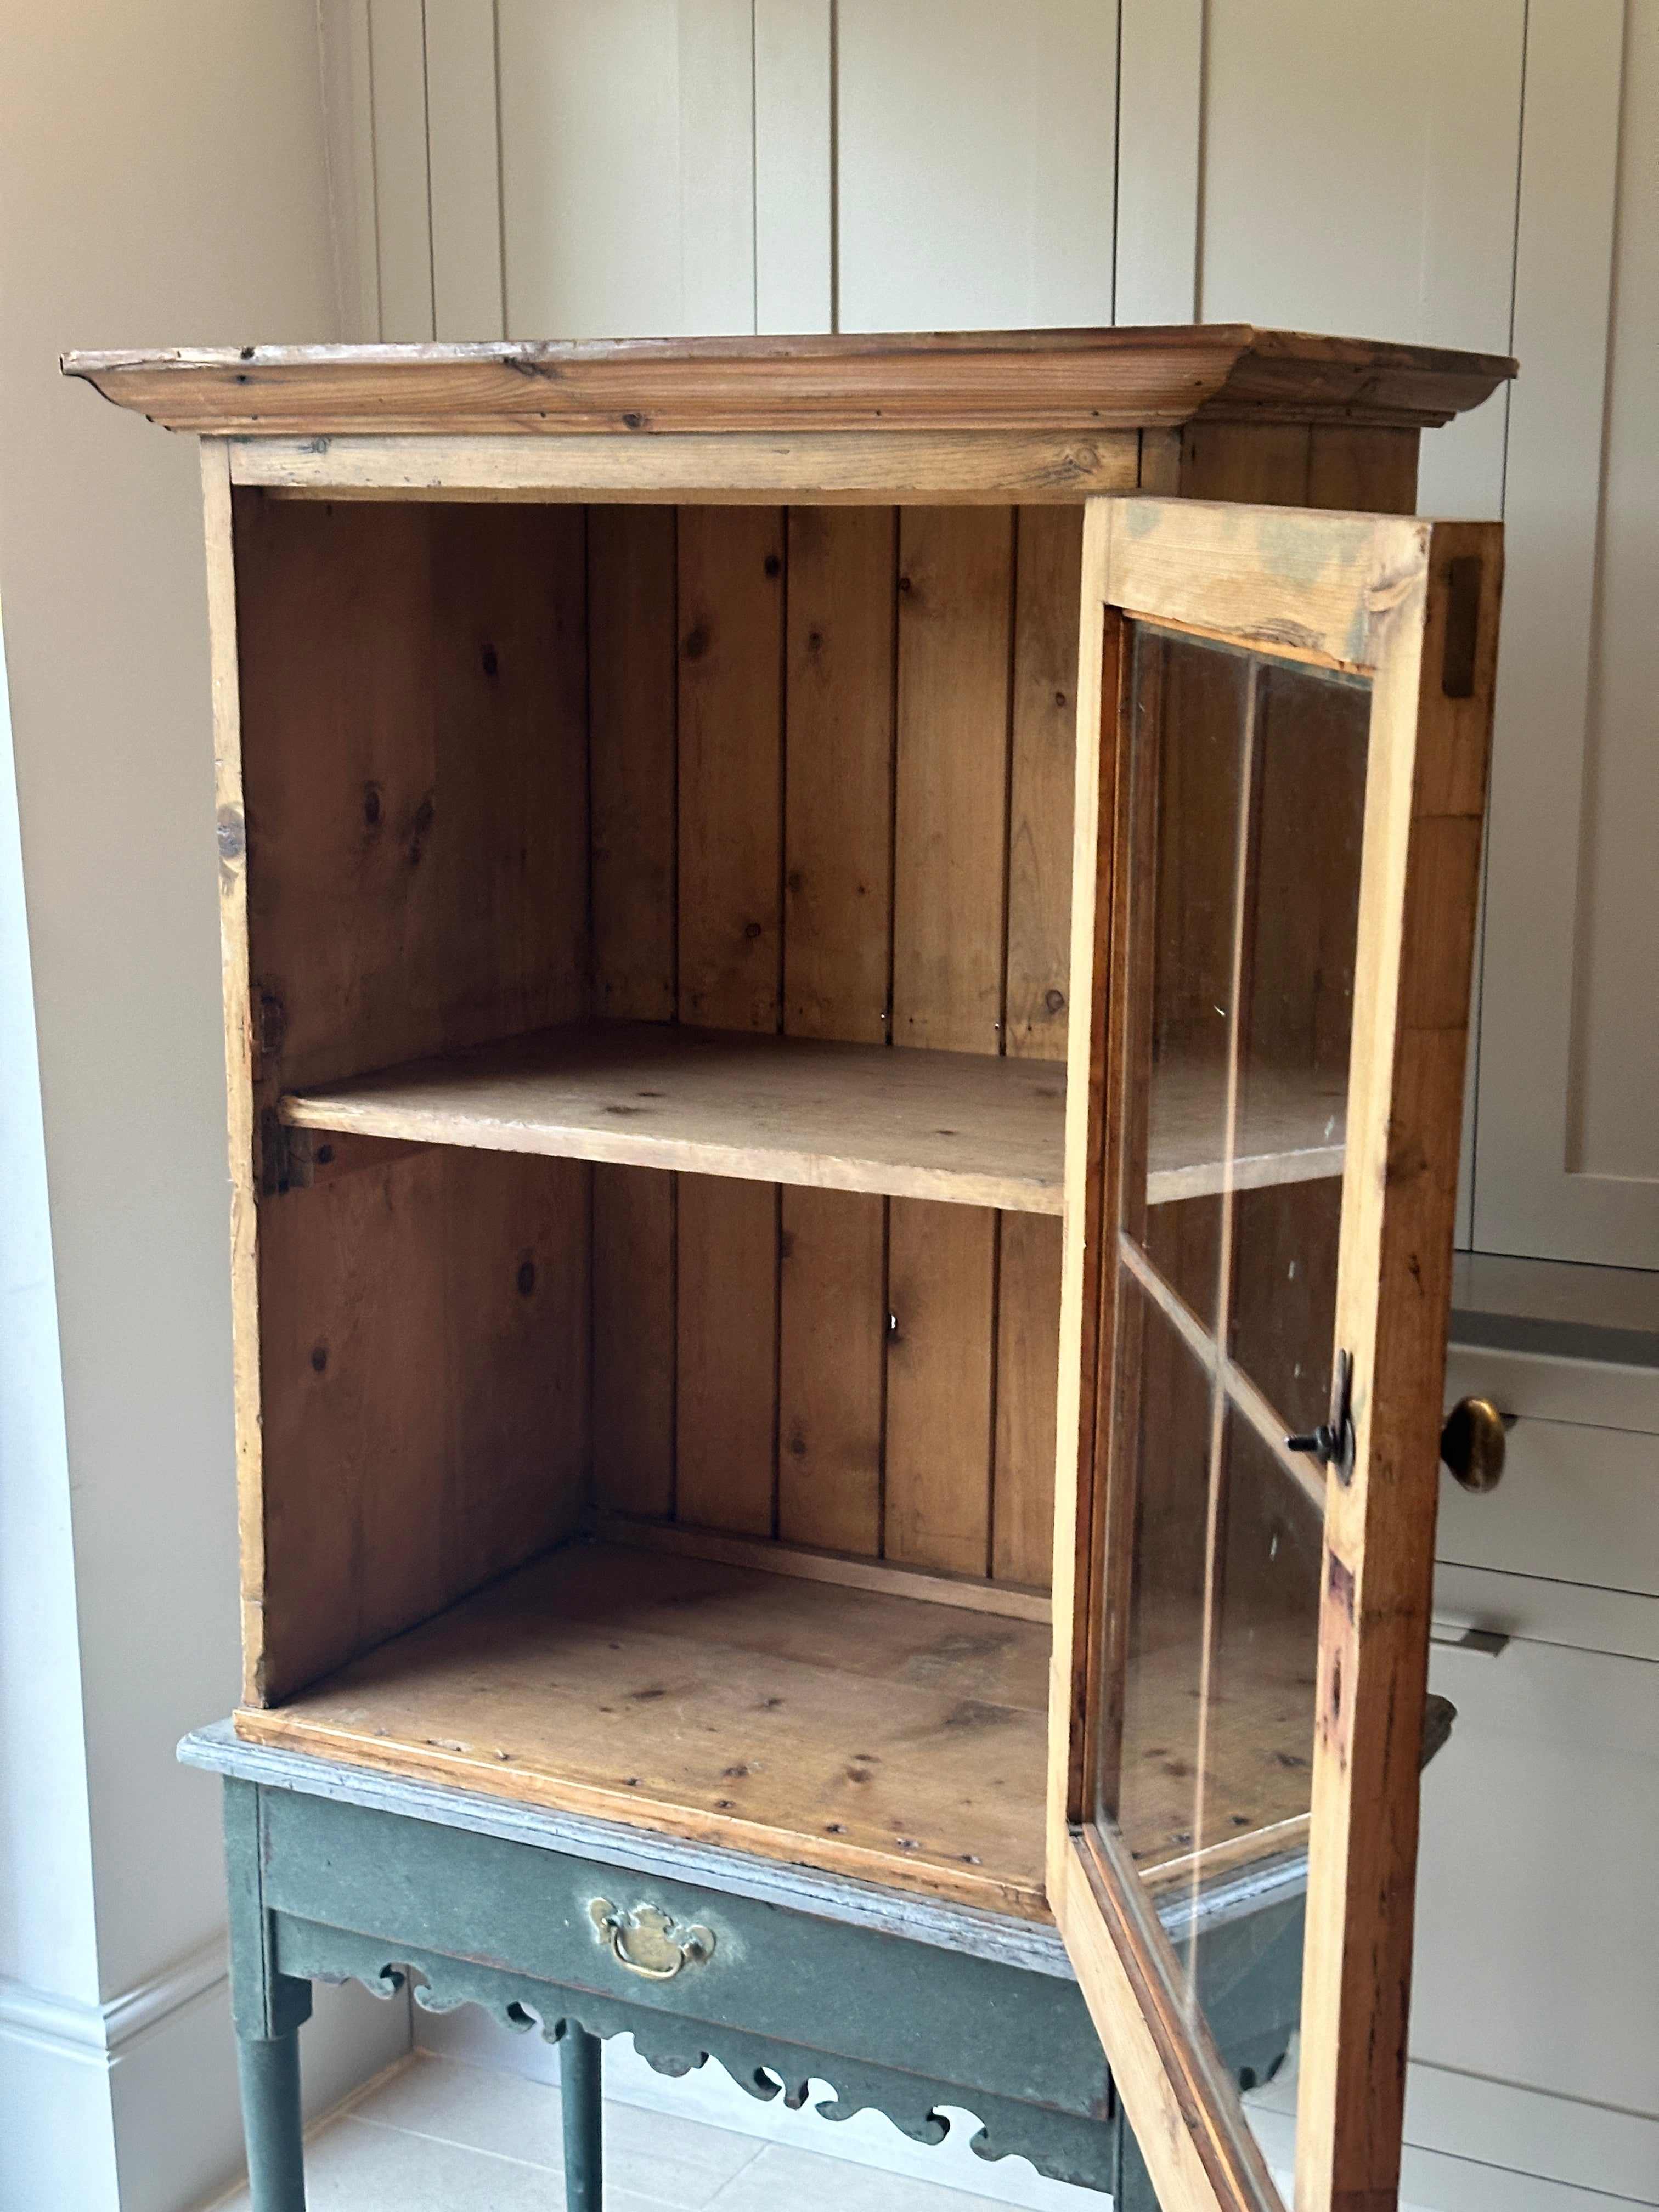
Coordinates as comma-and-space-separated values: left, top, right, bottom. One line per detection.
181, 1724, 1305, 2209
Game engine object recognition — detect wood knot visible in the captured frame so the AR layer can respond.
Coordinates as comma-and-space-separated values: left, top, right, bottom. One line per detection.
517, 1260, 536, 1296
682, 624, 710, 661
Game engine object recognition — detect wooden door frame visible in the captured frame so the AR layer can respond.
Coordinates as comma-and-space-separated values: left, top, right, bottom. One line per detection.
1049, 495, 1503, 2212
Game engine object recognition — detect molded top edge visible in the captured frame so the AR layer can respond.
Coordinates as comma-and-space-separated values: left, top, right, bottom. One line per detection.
60, 325, 1516, 439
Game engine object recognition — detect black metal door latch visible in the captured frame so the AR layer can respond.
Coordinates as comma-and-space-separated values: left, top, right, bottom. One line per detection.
1286, 1348, 1356, 1483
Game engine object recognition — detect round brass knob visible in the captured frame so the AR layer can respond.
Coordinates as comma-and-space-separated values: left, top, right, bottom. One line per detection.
1440, 1397, 1508, 1492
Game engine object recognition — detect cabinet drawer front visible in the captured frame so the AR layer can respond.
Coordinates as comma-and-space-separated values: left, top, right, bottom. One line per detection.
1413, 1637, 1659, 2175
1435, 1405, 1659, 1601
1434, 1561, 1659, 1661
1445, 1344, 1659, 1434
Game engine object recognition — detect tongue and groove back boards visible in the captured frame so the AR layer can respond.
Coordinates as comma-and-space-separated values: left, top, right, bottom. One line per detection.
235, 417, 1426, 1703
586, 499, 1077, 1583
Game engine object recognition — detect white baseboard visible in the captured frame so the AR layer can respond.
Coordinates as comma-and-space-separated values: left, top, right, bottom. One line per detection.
0, 1938, 411, 2212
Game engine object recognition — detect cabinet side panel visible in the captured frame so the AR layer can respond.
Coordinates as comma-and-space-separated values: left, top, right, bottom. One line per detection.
675, 507, 786, 1538
588, 505, 678, 1518
202, 447, 266, 1703
234, 494, 589, 1096
256, 1147, 590, 1702
234, 494, 592, 1699
777, 504, 896, 1553
885, 508, 1013, 1573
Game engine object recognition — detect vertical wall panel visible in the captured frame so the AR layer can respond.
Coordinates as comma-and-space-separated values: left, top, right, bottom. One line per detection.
836, 0, 1116, 331
498, 0, 754, 337
368, 0, 435, 340
1475, 0, 1652, 1262
1114, 0, 1203, 325
425, 0, 505, 340
1197, 0, 1524, 518
754, 0, 834, 331
1571, 2, 1659, 1190
676, 0, 758, 335
318, 0, 382, 340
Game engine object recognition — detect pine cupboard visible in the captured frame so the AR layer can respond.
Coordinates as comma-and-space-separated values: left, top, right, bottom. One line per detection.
67, 329, 1511, 2212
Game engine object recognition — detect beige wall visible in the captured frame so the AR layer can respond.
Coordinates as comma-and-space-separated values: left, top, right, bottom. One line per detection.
0, 6, 406, 2206
344, 0, 1655, 1271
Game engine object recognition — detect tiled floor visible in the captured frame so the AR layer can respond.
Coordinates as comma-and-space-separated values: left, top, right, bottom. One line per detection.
202, 2046, 1101, 2212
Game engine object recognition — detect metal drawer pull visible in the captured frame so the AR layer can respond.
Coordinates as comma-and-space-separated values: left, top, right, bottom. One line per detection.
589, 1899, 715, 1980
1440, 1397, 1511, 1493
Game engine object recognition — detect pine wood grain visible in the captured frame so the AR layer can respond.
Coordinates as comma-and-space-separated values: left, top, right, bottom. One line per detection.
783, 505, 896, 1043
677, 506, 785, 1032
885, 1199, 997, 1576
675, 509, 786, 1543
233, 495, 591, 1703
992, 1212, 1065, 1588
587, 504, 678, 1522
891, 507, 1014, 1055
596, 1516, 1049, 1623
590, 504, 676, 1022
257, 1150, 589, 1704
994, 505, 1085, 1594
67, 326, 1515, 437
591, 1165, 675, 1521
228, 430, 1143, 504
236, 1540, 1050, 1918
1006, 506, 1085, 1060
675, 1173, 778, 1538
281, 1020, 1069, 1212
775, 505, 898, 1567
778, 1186, 885, 1554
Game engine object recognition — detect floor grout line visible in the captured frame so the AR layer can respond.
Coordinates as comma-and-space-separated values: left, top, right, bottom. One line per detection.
339, 2109, 564, 2175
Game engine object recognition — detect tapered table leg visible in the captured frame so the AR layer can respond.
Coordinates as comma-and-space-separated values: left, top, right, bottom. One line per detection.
237, 2029, 306, 2211
561, 2023, 602, 2212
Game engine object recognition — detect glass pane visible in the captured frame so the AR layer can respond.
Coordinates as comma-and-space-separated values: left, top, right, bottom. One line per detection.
1098, 1273, 1214, 1901
1229, 661, 1369, 1434
1136, 627, 1250, 1329
1088, 624, 1376, 2198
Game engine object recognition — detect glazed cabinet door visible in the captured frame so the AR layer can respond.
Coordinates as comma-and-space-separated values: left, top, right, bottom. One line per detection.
1048, 496, 1503, 2212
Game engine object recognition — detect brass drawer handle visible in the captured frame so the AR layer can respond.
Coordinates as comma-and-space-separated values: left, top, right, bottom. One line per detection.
589, 1898, 715, 1980
1440, 1397, 1511, 1493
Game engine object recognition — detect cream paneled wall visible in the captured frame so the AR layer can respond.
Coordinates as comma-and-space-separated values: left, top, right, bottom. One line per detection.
330, 0, 1656, 1272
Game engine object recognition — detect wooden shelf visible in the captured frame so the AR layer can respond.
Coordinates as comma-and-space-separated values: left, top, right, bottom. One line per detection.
1148, 1059, 1346, 1204
280, 1023, 1348, 1213
238, 1542, 1053, 1920
233, 1542, 1316, 1921
281, 1020, 1068, 1214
